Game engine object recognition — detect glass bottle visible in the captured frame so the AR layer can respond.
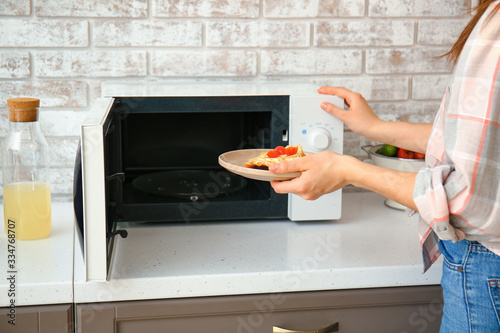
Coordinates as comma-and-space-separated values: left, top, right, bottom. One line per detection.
2, 97, 51, 240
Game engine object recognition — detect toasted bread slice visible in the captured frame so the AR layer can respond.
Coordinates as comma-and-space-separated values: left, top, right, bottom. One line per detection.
244, 145, 305, 169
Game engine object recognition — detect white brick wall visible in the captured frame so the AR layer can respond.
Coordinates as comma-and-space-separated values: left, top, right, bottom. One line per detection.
36, 0, 148, 17
0, 52, 30, 78
94, 21, 202, 47
369, 0, 469, 17
0, 19, 88, 47
366, 47, 451, 74
263, 0, 365, 18
152, 50, 257, 76
154, 0, 259, 17
261, 49, 363, 75
206, 21, 310, 47
315, 21, 414, 47
0, 0, 474, 197
0, 1, 30, 16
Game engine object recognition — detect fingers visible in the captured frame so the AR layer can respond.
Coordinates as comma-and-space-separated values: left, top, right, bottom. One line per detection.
318, 86, 353, 99
320, 100, 346, 119
271, 176, 320, 201
318, 86, 364, 108
268, 160, 300, 192
318, 86, 351, 118
268, 162, 288, 174
269, 156, 309, 174
268, 158, 317, 199
271, 178, 300, 195
269, 151, 343, 200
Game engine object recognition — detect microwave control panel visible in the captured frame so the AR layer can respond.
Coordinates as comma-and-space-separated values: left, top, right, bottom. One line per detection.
290, 95, 344, 154
288, 94, 345, 221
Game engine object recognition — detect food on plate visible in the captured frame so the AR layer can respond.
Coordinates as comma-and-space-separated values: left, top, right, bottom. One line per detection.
376, 144, 425, 160
244, 145, 306, 169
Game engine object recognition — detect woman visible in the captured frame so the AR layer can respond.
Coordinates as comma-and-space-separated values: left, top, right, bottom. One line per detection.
270, 1, 500, 331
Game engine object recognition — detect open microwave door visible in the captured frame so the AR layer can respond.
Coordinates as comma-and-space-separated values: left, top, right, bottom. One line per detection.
78, 97, 117, 281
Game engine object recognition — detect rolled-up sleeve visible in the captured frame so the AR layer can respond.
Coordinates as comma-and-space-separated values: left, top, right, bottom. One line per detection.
413, 164, 467, 241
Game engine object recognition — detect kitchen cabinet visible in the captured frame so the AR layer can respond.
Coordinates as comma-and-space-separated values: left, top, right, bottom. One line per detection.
75, 285, 443, 333
0, 303, 73, 333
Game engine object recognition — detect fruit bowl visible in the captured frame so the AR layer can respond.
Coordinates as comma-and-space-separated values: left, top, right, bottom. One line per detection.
362, 144, 426, 210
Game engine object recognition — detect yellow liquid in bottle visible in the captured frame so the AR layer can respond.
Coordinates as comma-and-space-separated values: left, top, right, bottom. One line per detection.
3, 182, 51, 240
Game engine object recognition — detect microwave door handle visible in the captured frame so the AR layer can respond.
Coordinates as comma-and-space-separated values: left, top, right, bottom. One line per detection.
106, 172, 125, 182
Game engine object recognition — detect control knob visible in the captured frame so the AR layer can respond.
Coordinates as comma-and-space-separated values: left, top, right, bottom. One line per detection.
308, 127, 331, 152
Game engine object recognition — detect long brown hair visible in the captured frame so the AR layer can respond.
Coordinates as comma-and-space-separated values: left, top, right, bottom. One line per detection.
444, 0, 499, 66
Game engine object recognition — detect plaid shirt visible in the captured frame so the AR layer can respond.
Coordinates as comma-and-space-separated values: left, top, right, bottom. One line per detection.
413, 1, 500, 272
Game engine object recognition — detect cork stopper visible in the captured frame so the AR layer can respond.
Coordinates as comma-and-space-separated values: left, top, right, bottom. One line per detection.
7, 97, 40, 122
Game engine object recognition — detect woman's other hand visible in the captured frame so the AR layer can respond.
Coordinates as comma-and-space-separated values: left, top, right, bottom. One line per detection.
318, 86, 432, 153
318, 86, 383, 141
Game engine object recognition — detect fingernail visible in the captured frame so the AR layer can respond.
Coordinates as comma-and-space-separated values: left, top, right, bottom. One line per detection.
269, 164, 279, 172
321, 102, 328, 110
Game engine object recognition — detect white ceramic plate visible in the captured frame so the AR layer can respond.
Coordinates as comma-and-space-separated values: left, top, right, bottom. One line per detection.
218, 149, 301, 182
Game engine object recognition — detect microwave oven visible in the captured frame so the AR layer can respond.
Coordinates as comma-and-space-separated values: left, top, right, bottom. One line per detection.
73, 82, 345, 281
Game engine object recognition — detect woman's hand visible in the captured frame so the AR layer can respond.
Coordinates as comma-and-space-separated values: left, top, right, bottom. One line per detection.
318, 86, 384, 141
269, 151, 356, 200
318, 86, 432, 152
270, 151, 419, 211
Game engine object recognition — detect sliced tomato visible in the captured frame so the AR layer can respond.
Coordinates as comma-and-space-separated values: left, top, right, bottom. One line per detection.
285, 146, 298, 156
275, 146, 286, 156
267, 150, 279, 158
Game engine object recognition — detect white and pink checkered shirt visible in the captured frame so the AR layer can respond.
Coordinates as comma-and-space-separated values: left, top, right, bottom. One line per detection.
413, 1, 500, 271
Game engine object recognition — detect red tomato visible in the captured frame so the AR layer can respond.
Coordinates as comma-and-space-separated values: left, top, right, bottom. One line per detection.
275, 146, 286, 156
267, 150, 279, 158
414, 152, 425, 159
285, 146, 298, 156
397, 148, 414, 159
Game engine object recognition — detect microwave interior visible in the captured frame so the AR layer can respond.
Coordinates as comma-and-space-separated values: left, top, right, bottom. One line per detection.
103, 96, 290, 226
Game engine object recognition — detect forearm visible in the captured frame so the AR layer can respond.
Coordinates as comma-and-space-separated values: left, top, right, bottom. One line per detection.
366, 121, 433, 154
347, 157, 418, 211
317, 87, 433, 153
270, 152, 419, 210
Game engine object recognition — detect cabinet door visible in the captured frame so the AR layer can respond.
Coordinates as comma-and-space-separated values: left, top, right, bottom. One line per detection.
76, 286, 443, 333
0, 303, 73, 333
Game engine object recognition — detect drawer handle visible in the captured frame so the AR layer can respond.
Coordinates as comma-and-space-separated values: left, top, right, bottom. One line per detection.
273, 322, 339, 333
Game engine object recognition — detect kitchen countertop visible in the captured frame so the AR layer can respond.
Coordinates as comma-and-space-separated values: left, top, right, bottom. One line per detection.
0, 192, 443, 307
0, 202, 74, 307
73, 191, 442, 304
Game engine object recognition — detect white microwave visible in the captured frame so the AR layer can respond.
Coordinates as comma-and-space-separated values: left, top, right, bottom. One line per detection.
73, 82, 345, 281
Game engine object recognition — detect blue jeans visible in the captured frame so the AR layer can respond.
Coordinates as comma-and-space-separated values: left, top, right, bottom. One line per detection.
439, 239, 500, 332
